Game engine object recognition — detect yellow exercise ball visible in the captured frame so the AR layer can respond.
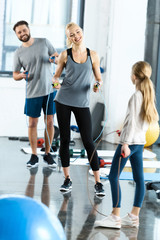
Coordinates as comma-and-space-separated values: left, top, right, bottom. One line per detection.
144, 122, 160, 147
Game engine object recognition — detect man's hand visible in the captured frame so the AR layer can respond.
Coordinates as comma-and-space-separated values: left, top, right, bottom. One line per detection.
49, 53, 59, 64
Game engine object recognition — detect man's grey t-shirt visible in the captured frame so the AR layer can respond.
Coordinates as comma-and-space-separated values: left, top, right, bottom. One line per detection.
13, 38, 56, 98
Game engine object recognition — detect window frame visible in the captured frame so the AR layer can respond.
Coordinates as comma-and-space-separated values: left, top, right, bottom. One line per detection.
0, 0, 85, 77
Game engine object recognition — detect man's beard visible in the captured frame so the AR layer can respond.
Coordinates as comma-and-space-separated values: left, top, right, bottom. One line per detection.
19, 33, 31, 42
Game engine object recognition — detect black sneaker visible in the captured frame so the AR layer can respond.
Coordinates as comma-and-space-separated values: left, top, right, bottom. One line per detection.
43, 153, 57, 168
27, 154, 39, 168
94, 182, 105, 196
60, 177, 72, 192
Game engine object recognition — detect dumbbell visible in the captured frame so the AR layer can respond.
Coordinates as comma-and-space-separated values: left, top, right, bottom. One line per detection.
69, 149, 85, 158
98, 157, 112, 168
37, 138, 44, 148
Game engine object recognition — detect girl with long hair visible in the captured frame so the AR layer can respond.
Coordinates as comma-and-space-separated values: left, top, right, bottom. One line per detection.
95, 61, 159, 229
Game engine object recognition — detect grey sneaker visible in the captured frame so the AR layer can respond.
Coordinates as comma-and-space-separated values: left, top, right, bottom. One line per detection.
43, 153, 57, 168
27, 154, 39, 168
95, 182, 105, 196
60, 177, 72, 192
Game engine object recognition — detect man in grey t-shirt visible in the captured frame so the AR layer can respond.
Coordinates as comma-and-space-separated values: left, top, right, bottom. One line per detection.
13, 20, 58, 168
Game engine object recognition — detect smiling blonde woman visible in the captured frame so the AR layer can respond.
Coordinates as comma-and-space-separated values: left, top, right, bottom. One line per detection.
52, 22, 105, 196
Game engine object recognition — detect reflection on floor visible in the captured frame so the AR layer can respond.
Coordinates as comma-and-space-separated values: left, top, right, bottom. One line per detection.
0, 137, 160, 240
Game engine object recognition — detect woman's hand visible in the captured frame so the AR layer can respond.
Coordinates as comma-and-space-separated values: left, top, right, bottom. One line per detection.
90, 50, 103, 93
52, 77, 61, 89
93, 81, 102, 92
51, 51, 66, 89
93, 82, 99, 92
121, 144, 130, 158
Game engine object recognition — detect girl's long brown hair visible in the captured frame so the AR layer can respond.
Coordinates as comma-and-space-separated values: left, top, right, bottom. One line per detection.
132, 61, 159, 123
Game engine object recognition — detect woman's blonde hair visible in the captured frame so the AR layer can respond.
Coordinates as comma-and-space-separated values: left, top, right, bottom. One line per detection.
132, 61, 159, 123
65, 22, 82, 48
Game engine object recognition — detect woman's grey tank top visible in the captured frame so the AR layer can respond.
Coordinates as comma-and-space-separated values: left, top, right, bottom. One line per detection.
55, 48, 93, 108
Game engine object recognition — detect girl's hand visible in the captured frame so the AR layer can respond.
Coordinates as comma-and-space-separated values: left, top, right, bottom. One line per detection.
121, 144, 130, 158
116, 130, 121, 136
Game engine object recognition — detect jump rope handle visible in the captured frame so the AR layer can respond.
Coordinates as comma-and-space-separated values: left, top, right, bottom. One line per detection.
95, 81, 100, 88
121, 152, 125, 158
24, 71, 28, 81
116, 130, 121, 136
51, 56, 57, 87
52, 83, 59, 87
115, 130, 125, 158
115, 151, 125, 208
50, 56, 55, 62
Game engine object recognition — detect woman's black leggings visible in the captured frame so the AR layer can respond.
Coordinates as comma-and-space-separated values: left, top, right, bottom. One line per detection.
55, 102, 99, 171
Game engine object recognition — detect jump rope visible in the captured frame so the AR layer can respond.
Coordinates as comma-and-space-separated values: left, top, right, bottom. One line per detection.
86, 127, 125, 217
83, 83, 125, 217
52, 68, 125, 217
25, 56, 56, 153
25, 58, 124, 217
69, 86, 108, 164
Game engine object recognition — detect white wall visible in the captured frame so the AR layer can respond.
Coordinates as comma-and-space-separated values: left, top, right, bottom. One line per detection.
83, 0, 148, 143
0, 78, 43, 137
0, 0, 5, 69
84, 0, 112, 111
0, 77, 78, 138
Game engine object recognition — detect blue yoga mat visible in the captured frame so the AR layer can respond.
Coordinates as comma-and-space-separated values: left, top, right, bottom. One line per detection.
101, 172, 160, 181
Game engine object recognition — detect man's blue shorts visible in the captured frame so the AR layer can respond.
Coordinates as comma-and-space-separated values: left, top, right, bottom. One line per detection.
24, 91, 57, 118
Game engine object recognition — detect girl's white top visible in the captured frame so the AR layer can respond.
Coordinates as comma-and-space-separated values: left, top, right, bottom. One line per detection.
119, 90, 149, 145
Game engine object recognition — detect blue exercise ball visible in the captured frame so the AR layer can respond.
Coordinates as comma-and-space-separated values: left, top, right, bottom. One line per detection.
0, 195, 66, 240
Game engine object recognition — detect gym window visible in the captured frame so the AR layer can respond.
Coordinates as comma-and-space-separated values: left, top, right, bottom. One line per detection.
0, 0, 85, 76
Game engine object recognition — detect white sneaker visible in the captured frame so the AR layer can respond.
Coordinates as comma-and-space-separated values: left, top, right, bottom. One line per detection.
95, 215, 121, 229
121, 213, 139, 228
